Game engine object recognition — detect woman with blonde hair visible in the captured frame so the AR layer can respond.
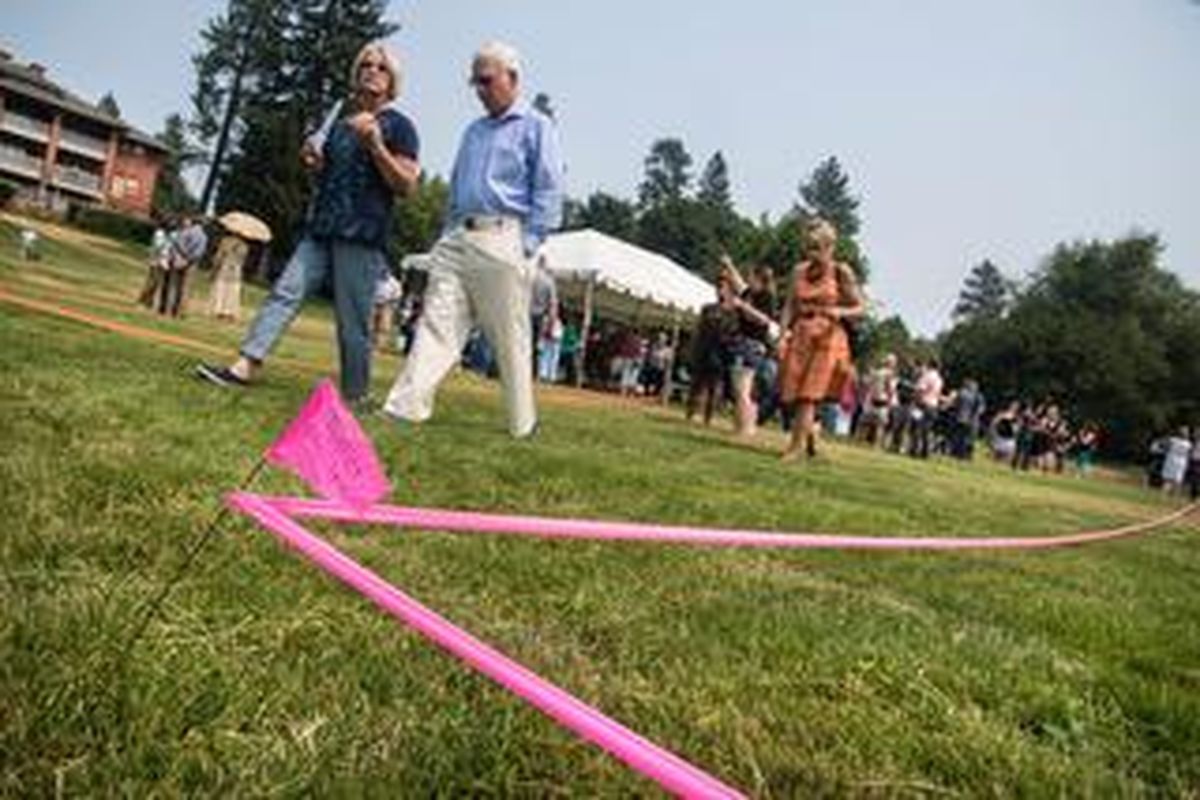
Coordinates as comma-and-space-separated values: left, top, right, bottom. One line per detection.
778, 218, 864, 460
196, 40, 421, 404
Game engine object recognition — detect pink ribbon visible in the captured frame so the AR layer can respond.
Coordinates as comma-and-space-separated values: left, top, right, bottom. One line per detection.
261, 496, 1196, 551
228, 491, 746, 799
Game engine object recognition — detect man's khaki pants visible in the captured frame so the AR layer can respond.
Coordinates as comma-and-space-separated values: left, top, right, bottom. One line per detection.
383, 223, 536, 437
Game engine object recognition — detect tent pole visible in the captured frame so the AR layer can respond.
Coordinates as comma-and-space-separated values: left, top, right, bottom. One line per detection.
663, 314, 681, 405
576, 274, 594, 388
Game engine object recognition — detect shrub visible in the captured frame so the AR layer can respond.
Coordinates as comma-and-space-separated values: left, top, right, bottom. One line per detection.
67, 204, 156, 245
0, 179, 18, 207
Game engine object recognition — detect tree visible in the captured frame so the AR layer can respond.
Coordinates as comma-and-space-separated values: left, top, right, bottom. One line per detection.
637, 138, 692, 208
798, 155, 860, 238
97, 92, 121, 120
565, 191, 638, 242
391, 174, 449, 258
940, 233, 1200, 458
191, 0, 290, 213
696, 151, 732, 212
152, 113, 200, 216
797, 155, 868, 281
953, 259, 1012, 322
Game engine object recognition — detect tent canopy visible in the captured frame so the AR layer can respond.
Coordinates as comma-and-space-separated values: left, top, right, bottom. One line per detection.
538, 230, 715, 328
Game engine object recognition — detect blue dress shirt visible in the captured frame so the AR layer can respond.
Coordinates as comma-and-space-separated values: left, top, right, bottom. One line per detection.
447, 99, 564, 257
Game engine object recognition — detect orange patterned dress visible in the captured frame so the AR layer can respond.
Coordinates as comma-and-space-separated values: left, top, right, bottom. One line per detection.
778, 261, 853, 403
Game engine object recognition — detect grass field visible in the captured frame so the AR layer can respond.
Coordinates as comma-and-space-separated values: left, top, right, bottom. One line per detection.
2, 213, 1198, 797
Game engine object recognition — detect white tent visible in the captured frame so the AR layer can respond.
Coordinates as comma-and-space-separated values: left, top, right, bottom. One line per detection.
538, 229, 715, 327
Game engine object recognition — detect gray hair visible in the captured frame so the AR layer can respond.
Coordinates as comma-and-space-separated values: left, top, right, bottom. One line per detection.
474, 40, 521, 78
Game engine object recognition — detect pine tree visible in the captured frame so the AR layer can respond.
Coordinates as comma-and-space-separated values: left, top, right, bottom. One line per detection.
191, 0, 291, 212
637, 138, 692, 208
696, 151, 732, 211
953, 259, 1011, 321
797, 155, 868, 281
797, 155, 861, 238
152, 113, 200, 216
97, 92, 121, 120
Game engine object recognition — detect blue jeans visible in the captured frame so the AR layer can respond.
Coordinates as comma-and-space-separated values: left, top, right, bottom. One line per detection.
240, 236, 383, 401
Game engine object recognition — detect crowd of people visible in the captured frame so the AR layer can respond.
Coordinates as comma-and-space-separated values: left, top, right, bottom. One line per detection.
134, 211, 256, 322
155, 32, 1196, 490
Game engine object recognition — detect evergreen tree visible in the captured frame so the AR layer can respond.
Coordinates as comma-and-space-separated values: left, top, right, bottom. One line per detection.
567, 191, 638, 242
798, 155, 860, 238
953, 259, 1011, 321
696, 151, 732, 211
797, 155, 868, 281
637, 138, 692, 208
940, 233, 1200, 458
391, 174, 449, 258
191, 0, 290, 212
152, 113, 200, 216
97, 92, 121, 120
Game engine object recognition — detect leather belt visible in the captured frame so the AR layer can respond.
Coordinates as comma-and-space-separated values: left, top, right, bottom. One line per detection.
462, 215, 518, 232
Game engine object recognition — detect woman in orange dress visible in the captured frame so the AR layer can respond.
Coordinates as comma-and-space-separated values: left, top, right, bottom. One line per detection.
778, 219, 864, 460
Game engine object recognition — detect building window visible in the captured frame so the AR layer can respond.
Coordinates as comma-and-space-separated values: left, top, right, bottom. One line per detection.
111, 175, 141, 199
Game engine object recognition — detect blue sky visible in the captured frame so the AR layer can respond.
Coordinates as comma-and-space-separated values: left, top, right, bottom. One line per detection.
6, 1, 1199, 335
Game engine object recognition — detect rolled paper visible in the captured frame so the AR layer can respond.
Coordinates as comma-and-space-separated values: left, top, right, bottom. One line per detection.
262, 496, 1197, 551
228, 491, 747, 799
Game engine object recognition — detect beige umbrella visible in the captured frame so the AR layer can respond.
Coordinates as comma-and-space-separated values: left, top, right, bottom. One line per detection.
217, 211, 273, 243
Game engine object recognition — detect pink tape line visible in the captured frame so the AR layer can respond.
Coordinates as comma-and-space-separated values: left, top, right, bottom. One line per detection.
228, 491, 746, 799
261, 497, 1197, 551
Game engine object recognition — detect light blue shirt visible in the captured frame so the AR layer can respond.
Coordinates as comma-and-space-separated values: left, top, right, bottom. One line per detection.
448, 99, 564, 256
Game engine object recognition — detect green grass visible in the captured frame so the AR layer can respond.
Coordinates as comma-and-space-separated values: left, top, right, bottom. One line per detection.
1, 214, 1198, 797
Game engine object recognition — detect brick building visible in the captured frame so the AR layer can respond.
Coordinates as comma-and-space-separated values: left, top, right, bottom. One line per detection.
0, 47, 168, 217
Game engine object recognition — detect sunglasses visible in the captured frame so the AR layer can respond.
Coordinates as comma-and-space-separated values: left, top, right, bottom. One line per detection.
470, 73, 497, 88
359, 60, 388, 73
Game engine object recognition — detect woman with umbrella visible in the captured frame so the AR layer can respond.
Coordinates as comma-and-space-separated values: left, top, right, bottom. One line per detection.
207, 212, 269, 321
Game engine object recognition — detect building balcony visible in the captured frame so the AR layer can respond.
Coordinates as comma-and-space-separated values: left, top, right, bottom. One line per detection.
0, 111, 51, 142
0, 143, 45, 180
58, 127, 110, 160
53, 164, 103, 197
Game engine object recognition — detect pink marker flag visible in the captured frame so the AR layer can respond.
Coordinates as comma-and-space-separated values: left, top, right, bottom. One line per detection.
264, 379, 391, 508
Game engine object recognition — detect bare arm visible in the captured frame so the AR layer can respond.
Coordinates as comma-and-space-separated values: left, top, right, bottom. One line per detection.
349, 111, 421, 196
831, 263, 865, 321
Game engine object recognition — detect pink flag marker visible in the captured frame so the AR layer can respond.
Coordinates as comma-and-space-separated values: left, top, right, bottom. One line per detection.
229, 491, 747, 799
264, 379, 391, 509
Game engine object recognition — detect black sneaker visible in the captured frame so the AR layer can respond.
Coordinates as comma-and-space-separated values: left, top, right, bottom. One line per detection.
195, 363, 249, 388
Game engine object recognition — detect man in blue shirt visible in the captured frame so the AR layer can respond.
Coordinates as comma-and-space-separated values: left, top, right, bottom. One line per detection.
197, 42, 420, 404
161, 214, 208, 317
382, 41, 564, 437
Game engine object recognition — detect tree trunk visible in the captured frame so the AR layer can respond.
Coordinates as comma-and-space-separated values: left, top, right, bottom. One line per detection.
199, 50, 246, 214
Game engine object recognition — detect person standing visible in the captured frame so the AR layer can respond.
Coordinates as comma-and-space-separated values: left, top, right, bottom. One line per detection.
1161, 426, 1192, 496
161, 214, 208, 317
381, 41, 564, 437
909, 359, 944, 459
138, 220, 173, 308
530, 255, 559, 378
196, 41, 420, 404
723, 259, 779, 438
778, 218, 864, 460
207, 233, 248, 321
858, 353, 898, 447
